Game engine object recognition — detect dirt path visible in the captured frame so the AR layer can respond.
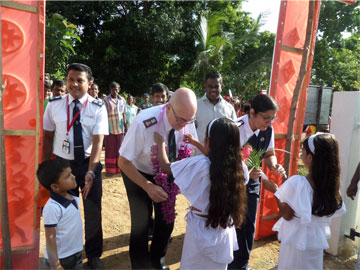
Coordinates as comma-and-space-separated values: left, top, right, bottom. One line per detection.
39, 153, 357, 269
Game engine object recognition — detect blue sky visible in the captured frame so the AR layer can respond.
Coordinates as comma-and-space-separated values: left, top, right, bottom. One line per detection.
242, 0, 281, 33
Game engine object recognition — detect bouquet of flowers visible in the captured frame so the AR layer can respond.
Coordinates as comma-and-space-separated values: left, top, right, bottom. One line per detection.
242, 144, 265, 171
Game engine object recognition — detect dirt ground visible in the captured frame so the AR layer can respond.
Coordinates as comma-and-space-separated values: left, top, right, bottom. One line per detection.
39, 152, 357, 270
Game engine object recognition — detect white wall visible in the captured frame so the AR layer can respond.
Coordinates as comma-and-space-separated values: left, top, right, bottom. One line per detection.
328, 91, 360, 255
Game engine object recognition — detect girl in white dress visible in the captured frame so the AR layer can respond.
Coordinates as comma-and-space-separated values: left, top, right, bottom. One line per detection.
154, 118, 248, 269
268, 133, 346, 269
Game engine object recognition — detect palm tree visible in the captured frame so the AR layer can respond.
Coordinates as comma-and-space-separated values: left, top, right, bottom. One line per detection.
190, 12, 232, 90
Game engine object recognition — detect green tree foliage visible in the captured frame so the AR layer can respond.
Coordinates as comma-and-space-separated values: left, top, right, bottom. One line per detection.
46, 1, 275, 99
45, 13, 81, 79
182, 2, 275, 100
312, 1, 360, 91
47, 1, 205, 95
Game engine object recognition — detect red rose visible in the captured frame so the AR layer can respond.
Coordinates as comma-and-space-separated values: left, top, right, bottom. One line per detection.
242, 145, 253, 161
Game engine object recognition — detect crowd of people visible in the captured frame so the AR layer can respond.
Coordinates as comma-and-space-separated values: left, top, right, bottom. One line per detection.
37, 63, 357, 270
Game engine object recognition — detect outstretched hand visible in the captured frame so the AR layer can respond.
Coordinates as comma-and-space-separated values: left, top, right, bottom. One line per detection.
184, 134, 197, 145
347, 182, 358, 200
272, 164, 287, 178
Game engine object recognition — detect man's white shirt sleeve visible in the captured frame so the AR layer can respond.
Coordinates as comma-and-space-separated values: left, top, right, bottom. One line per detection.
119, 119, 145, 162
93, 105, 109, 135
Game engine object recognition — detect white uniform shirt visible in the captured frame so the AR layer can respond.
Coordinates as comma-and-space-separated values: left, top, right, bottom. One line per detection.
43, 192, 83, 259
119, 104, 198, 175
43, 93, 109, 160
196, 94, 237, 145
236, 114, 274, 150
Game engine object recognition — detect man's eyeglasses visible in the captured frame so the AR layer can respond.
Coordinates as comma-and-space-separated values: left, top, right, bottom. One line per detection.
171, 105, 196, 124
258, 112, 278, 123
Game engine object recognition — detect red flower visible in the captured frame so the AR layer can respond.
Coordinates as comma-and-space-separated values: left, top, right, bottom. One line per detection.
242, 145, 253, 162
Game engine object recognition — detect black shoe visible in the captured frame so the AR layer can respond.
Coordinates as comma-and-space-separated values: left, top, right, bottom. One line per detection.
88, 257, 103, 270
151, 257, 170, 270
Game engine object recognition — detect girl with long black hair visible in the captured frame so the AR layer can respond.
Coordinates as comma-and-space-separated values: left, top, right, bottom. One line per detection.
154, 118, 248, 269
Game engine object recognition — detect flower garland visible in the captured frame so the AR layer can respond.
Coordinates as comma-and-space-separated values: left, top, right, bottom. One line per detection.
151, 141, 192, 224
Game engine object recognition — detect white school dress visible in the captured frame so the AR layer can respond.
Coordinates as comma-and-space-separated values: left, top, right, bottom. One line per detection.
171, 155, 249, 270
272, 175, 346, 270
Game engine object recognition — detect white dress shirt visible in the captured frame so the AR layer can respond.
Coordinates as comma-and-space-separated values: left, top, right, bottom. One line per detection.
119, 104, 198, 175
43, 93, 109, 160
196, 94, 237, 145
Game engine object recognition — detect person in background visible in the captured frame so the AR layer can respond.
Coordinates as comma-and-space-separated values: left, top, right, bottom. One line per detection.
44, 81, 52, 110
151, 83, 169, 106
125, 94, 139, 130
195, 71, 236, 154
140, 93, 153, 110
37, 159, 83, 270
43, 63, 108, 269
103, 81, 127, 175
346, 161, 360, 200
52, 79, 66, 97
89, 83, 100, 99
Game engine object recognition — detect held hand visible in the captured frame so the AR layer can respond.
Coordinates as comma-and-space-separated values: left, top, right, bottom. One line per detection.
145, 183, 168, 203
347, 182, 358, 200
249, 168, 262, 179
272, 164, 287, 178
82, 173, 94, 199
154, 132, 165, 145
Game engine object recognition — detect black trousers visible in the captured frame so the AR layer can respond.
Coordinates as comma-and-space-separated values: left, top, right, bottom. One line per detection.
46, 251, 82, 269
228, 178, 260, 270
57, 156, 103, 259
122, 171, 174, 269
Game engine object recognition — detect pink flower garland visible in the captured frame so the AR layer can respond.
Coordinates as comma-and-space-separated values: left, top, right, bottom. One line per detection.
151, 141, 192, 224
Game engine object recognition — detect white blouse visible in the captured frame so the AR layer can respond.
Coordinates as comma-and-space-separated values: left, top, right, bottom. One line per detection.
272, 175, 346, 250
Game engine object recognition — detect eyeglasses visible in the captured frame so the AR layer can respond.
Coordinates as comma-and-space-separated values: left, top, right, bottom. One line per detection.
258, 112, 278, 123
170, 105, 196, 124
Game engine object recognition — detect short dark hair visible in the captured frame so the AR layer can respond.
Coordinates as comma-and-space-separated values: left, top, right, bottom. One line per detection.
51, 79, 65, 89
36, 159, 70, 191
151, 83, 169, 97
67, 63, 93, 81
205, 71, 223, 84
109, 81, 120, 90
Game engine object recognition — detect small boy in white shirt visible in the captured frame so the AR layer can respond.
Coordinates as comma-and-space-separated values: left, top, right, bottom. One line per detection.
37, 159, 83, 269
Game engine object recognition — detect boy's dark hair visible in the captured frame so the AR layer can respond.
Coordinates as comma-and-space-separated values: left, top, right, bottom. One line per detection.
51, 79, 65, 89
151, 83, 169, 97
250, 94, 278, 114
303, 134, 343, 217
205, 71, 223, 84
67, 63, 93, 81
109, 81, 120, 90
37, 159, 70, 191
206, 118, 247, 229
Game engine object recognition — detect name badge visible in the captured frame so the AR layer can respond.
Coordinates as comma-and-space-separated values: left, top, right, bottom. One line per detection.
62, 139, 70, 154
